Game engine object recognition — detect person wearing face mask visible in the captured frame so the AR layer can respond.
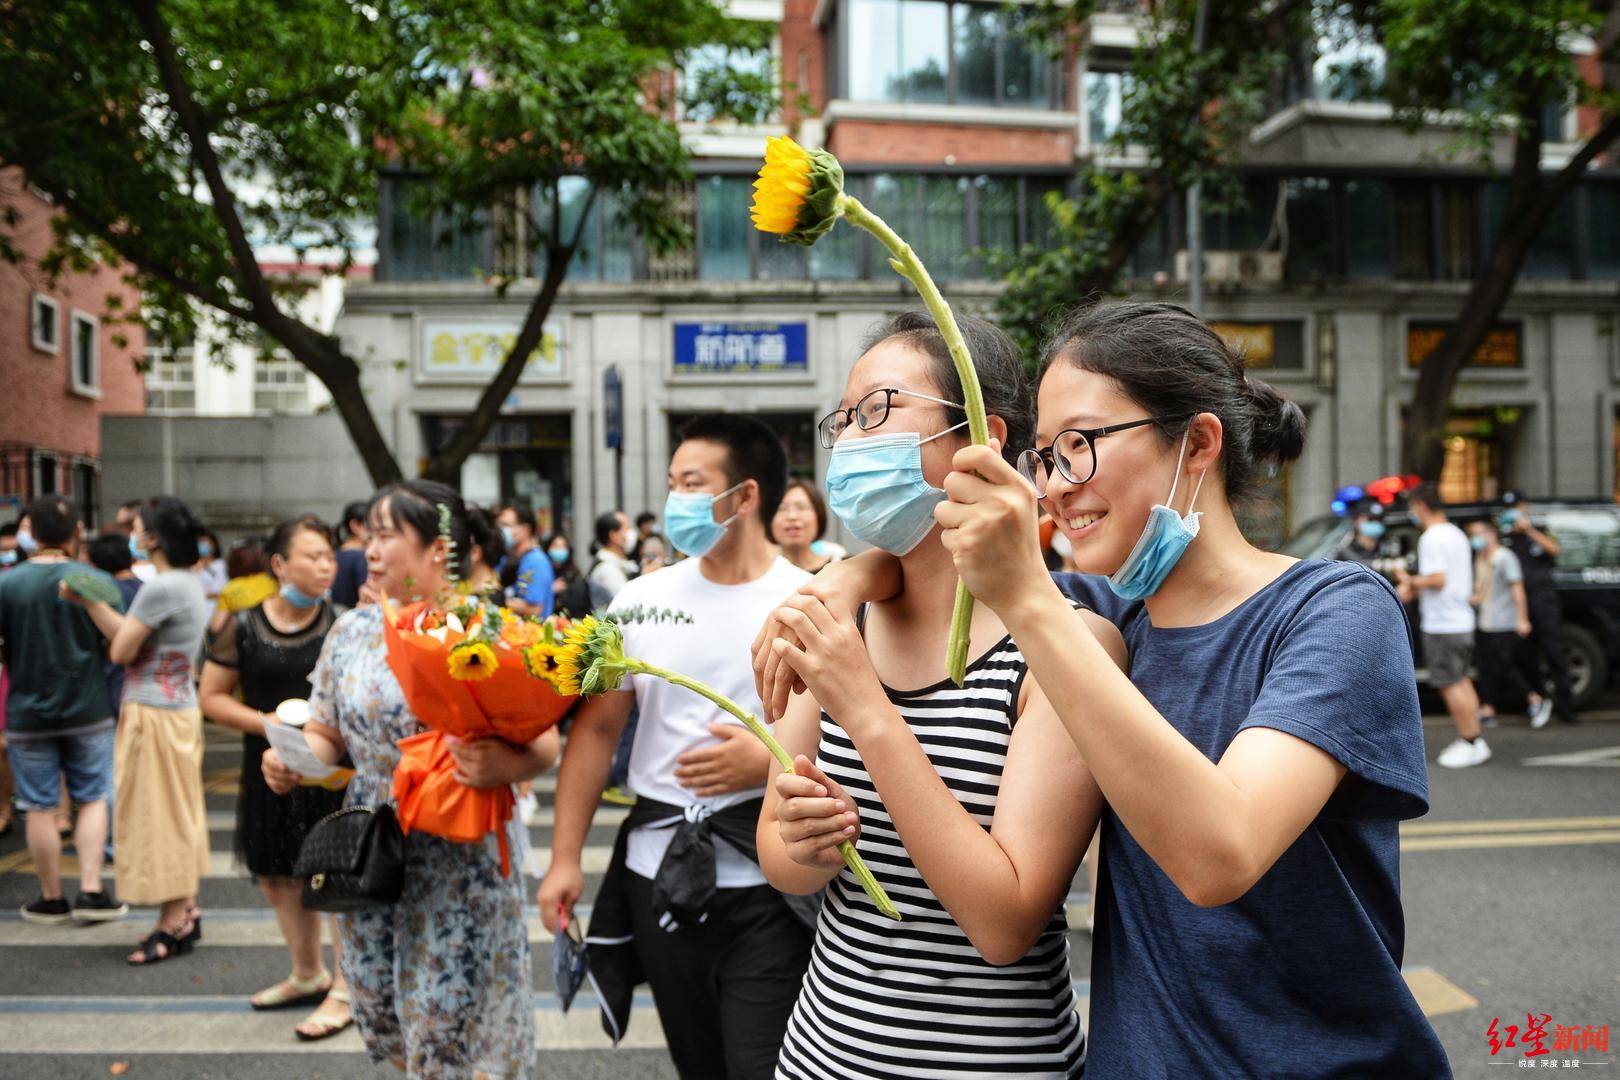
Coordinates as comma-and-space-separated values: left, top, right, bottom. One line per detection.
495, 503, 554, 618
198, 515, 352, 1038
587, 510, 640, 601
67, 496, 212, 965
260, 482, 559, 1076
1466, 519, 1550, 730
0, 522, 22, 571
1498, 495, 1578, 724
764, 302, 1449, 1078
1340, 504, 1391, 567
194, 530, 227, 600
537, 414, 815, 1080
750, 312, 1125, 1080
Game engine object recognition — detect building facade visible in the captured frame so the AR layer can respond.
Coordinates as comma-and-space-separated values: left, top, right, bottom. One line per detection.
330, 0, 1620, 547
1, 167, 146, 529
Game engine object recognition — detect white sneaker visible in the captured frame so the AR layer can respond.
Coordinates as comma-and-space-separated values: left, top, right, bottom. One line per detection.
518, 792, 540, 826
1436, 737, 1492, 769
1528, 698, 1553, 730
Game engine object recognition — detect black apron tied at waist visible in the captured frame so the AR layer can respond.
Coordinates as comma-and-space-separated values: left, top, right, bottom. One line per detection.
583, 794, 821, 1045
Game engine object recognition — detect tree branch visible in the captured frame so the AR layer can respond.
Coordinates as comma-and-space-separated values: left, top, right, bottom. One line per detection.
127, 0, 280, 323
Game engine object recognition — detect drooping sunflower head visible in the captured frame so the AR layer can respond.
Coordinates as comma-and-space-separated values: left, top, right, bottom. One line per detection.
751, 136, 846, 246
447, 640, 498, 682
550, 614, 632, 696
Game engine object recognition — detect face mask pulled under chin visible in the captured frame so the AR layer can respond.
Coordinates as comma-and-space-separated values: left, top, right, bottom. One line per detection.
1105, 430, 1206, 601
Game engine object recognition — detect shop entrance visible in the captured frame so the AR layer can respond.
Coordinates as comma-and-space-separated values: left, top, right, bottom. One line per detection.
1436, 407, 1525, 504
421, 413, 573, 534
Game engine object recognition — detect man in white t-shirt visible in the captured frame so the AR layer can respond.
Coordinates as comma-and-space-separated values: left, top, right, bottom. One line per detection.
540, 414, 813, 1078
1396, 484, 1489, 769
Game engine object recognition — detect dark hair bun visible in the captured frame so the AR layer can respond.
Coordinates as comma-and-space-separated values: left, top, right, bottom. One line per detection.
1245, 376, 1306, 467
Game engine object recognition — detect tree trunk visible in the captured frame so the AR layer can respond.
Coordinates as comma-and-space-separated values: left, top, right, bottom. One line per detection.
1403, 110, 1620, 480
279, 324, 404, 488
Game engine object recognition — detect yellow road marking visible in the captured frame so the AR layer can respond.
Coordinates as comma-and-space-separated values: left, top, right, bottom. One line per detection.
1403, 816, 1620, 835
1402, 830, 1620, 852
1404, 969, 1479, 1018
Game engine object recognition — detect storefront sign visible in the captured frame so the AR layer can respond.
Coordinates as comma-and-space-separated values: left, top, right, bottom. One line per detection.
1407, 321, 1522, 368
672, 321, 808, 374
418, 317, 565, 383
1209, 320, 1306, 370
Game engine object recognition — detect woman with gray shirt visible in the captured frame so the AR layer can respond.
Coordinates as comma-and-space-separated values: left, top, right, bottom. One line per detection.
68, 496, 211, 964
1467, 520, 1552, 728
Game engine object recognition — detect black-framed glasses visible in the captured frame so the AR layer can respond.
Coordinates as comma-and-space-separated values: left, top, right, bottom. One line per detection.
1017, 414, 1191, 497
817, 387, 964, 449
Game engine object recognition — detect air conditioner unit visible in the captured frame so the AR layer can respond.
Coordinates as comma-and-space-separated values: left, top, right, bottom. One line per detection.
1173, 250, 1284, 286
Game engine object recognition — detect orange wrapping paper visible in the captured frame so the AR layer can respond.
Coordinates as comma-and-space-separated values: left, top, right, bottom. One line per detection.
381, 596, 576, 875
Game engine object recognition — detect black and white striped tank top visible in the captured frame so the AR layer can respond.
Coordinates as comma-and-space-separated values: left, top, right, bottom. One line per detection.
776, 623, 1086, 1079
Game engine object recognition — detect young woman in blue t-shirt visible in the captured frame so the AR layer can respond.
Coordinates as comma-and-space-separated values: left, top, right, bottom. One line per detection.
759, 302, 1451, 1078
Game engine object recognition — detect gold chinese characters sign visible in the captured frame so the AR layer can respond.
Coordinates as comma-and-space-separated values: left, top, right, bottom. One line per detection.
1407, 321, 1522, 369
418, 318, 565, 384
1210, 322, 1276, 367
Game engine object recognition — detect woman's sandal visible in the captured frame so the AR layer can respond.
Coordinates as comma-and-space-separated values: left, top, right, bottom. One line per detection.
251, 968, 332, 1011
127, 912, 202, 966
294, 988, 354, 1042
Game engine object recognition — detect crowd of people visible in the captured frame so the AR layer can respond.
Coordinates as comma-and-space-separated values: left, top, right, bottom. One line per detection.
0, 299, 1496, 1078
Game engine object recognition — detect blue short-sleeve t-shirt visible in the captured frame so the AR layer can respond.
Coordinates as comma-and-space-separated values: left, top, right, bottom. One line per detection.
1056, 560, 1451, 1079
509, 548, 554, 618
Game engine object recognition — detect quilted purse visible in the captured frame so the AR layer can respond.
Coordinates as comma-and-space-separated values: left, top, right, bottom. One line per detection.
294, 804, 405, 912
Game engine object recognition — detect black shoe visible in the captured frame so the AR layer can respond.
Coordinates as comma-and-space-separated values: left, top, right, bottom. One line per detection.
72, 890, 129, 924
20, 897, 72, 925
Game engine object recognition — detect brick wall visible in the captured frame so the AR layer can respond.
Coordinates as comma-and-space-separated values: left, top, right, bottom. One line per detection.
827, 120, 1076, 167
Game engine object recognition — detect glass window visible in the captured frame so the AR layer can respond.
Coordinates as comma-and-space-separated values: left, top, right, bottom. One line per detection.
682, 43, 775, 123
1435, 181, 1476, 280
869, 173, 920, 243
597, 187, 635, 283
384, 176, 487, 281
974, 175, 1019, 270
895, 1, 949, 102
1085, 70, 1129, 146
1343, 178, 1392, 277
757, 235, 807, 281
1025, 176, 1067, 250
1542, 510, 1620, 570
918, 175, 970, 279
1000, 6, 1054, 108
848, 0, 948, 104
953, 5, 999, 107
30, 294, 59, 352
71, 313, 98, 393
1284, 177, 1334, 281
1590, 182, 1620, 280
1392, 181, 1430, 279
1484, 181, 1575, 280
697, 175, 752, 280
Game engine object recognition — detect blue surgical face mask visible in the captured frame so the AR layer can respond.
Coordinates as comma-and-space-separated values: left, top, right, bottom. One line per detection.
501, 526, 518, 550
1500, 510, 1522, 528
1357, 520, 1386, 540
1106, 430, 1206, 601
280, 582, 324, 609
16, 529, 39, 556
664, 482, 746, 557
0, 549, 17, 567
1470, 534, 1488, 552
198, 540, 214, 558
548, 546, 570, 566
826, 423, 967, 556
128, 534, 146, 561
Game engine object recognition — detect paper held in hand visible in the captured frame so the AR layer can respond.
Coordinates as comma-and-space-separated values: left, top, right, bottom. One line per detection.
264, 701, 354, 789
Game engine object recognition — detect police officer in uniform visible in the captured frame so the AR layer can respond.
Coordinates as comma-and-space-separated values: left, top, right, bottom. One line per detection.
1500, 492, 1578, 724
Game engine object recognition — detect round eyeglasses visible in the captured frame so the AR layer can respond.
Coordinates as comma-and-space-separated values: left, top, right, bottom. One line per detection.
1017, 414, 1191, 497
817, 387, 964, 450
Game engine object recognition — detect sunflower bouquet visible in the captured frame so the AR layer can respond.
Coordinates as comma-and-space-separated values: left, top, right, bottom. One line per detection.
753, 136, 989, 686
537, 613, 901, 920
382, 587, 577, 877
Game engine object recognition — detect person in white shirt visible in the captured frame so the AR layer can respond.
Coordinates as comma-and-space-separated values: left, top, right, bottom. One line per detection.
587, 511, 639, 600
1396, 484, 1489, 768
539, 414, 813, 1078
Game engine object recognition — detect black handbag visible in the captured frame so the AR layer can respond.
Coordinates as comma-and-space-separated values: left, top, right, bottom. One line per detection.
294, 804, 405, 912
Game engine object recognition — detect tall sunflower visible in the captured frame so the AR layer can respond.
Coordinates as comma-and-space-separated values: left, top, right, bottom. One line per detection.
749, 136, 846, 244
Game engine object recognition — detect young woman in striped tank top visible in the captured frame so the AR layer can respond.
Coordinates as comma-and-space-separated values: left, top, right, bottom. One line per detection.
755, 313, 1127, 1080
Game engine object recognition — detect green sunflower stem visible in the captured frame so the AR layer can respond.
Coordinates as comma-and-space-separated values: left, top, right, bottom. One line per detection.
837, 194, 987, 686
629, 660, 902, 921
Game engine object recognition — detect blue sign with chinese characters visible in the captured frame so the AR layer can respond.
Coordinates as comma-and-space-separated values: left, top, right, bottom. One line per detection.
673, 321, 808, 373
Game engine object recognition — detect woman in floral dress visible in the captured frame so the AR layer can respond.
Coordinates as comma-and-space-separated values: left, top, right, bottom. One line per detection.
262, 480, 560, 1078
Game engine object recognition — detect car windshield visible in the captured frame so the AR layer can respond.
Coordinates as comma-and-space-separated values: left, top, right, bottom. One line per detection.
1279, 515, 1349, 560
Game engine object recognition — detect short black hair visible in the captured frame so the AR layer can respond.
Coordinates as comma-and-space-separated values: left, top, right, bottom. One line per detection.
467, 505, 505, 574
675, 413, 790, 525
268, 514, 337, 561
635, 512, 657, 529
0, 523, 16, 540
89, 533, 133, 575
1408, 483, 1444, 515
594, 511, 626, 549
25, 495, 79, 547
502, 503, 539, 533
341, 500, 371, 538
368, 480, 473, 579
137, 496, 204, 568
